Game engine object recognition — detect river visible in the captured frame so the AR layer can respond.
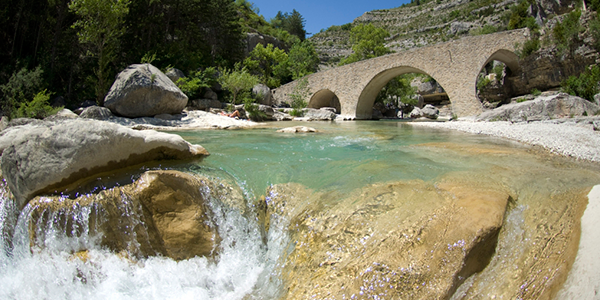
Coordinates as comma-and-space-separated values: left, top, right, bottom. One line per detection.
0, 121, 598, 299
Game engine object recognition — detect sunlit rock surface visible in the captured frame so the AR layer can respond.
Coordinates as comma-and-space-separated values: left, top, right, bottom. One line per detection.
262, 169, 589, 299
0, 119, 208, 208
26, 170, 245, 260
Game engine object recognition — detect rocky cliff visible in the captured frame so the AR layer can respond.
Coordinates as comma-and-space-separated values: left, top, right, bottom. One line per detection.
309, 0, 578, 67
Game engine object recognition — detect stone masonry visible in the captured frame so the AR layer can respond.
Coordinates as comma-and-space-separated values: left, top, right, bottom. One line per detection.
273, 29, 529, 119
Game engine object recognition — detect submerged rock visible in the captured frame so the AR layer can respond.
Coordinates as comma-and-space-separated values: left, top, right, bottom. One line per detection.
263, 178, 510, 299
0, 119, 208, 208
276, 126, 318, 133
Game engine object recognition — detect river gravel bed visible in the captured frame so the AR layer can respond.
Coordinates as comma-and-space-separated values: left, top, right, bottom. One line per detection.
410, 118, 600, 162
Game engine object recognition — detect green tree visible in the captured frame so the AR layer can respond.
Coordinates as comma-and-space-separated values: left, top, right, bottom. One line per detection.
270, 9, 307, 41
376, 75, 417, 106
287, 40, 320, 80
218, 67, 260, 104
69, 0, 130, 106
561, 65, 600, 101
553, 9, 583, 55
244, 43, 288, 88
339, 24, 391, 66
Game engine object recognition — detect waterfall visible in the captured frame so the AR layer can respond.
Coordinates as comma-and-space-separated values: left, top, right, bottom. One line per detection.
0, 174, 287, 300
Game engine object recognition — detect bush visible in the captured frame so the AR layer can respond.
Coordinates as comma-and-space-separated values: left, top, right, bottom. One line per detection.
518, 38, 540, 58
243, 96, 267, 121
176, 67, 217, 99
14, 90, 62, 119
552, 10, 583, 55
561, 65, 600, 101
477, 77, 491, 90
531, 88, 541, 96
0, 66, 45, 117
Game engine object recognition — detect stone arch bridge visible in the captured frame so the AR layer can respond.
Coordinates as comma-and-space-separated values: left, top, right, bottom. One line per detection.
273, 29, 529, 119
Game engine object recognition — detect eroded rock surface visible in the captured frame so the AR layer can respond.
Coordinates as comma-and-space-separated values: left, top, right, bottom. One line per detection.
27, 170, 245, 260
478, 93, 600, 122
263, 177, 511, 299
0, 119, 208, 208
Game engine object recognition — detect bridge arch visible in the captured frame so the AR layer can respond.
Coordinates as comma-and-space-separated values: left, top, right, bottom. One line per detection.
309, 89, 342, 113
273, 30, 528, 119
356, 66, 433, 119
482, 49, 521, 75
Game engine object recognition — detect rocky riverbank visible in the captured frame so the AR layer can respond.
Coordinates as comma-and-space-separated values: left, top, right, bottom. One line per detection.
409, 117, 600, 162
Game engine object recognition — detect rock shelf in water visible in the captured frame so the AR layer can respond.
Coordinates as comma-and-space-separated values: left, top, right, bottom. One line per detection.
0, 119, 209, 208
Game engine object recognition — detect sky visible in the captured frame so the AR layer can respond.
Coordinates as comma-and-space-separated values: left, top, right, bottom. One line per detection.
249, 0, 411, 37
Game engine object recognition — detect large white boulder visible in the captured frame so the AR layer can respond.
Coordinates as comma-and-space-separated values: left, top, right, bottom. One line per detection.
105, 64, 188, 118
0, 119, 208, 208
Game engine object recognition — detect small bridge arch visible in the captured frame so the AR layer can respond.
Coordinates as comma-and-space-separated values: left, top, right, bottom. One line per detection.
308, 89, 341, 113
274, 29, 528, 119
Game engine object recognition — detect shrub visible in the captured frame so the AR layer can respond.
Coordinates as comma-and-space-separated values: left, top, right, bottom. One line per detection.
477, 77, 491, 90
518, 38, 540, 58
289, 77, 309, 110
176, 67, 217, 99
15, 90, 62, 119
0, 66, 45, 117
552, 9, 583, 55
531, 88, 542, 96
243, 96, 267, 121
561, 65, 600, 101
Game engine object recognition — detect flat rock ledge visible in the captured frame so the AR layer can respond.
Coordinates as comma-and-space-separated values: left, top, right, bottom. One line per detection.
409, 118, 600, 162
0, 119, 209, 208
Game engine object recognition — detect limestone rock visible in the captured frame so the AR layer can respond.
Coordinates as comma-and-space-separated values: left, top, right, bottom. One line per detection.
277, 126, 318, 133
133, 171, 221, 260
189, 99, 222, 111
410, 107, 423, 118
43, 108, 79, 121
257, 104, 275, 119
421, 104, 440, 119
264, 177, 510, 299
302, 108, 336, 121
27, 170, 245, 261
273, 111, 293, 121
478, 93, 600, 122
104, 64, 188, 118
165, 68, 185, 84
204, 88, 218, 101
252, 84, 273, 105
79, 106, 113, 120
0, 119, 208, 208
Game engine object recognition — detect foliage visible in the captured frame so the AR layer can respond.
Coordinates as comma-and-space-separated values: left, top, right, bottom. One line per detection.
290, 77, 310, 110
14, 90, 62, 119
531, 88, 542, 96
472, 25, 499, 36
270, 10, 307, 41
176, 67, 217, 99
287, 41, 320, 80
507, 0, 535, 30
590, 15, 600, 52
552, 9, 584, 55
517, 38, 540, 58
218, 66, 259, 104
339, 24, 392, 66
244, 44, 289, 88
0, 66, 45, 117
561, 65, 600, 101
477, 77, 492, 90
375, 75, 417, 106
69, 0, 131, 105
243, 96, 268, 121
